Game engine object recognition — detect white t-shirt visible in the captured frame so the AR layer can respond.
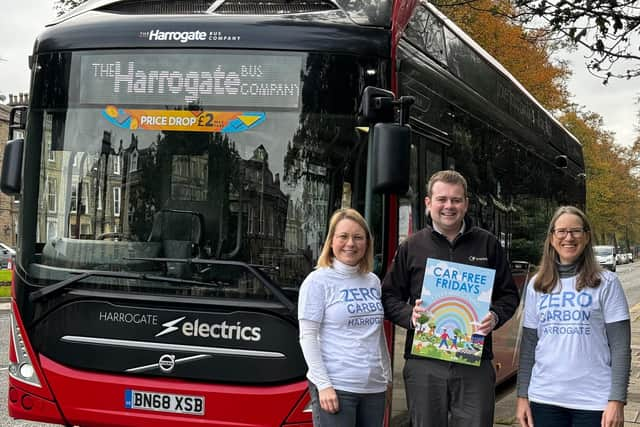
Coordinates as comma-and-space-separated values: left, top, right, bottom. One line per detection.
523, 270, 629, 410
298, 260, 389, 393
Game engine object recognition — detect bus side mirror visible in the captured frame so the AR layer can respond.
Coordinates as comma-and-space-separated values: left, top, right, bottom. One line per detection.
9, 106, 27, 140
360, 87, 395, 124
371, 123, 410, 194
1, 138, 24, 195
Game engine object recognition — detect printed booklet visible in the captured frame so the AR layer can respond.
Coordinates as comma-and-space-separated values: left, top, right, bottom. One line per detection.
410, 258, 495, 366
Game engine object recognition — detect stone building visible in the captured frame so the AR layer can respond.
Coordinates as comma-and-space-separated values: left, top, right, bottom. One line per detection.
0, 93, 29, 247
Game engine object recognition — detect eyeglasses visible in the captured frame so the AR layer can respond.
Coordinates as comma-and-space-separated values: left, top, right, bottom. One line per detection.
334, 233, 366, 243
551, 228, 587, 239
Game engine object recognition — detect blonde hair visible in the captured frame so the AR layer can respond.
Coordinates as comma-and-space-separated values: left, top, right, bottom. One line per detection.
316, 208, 374, 274
534, 206, 602, 293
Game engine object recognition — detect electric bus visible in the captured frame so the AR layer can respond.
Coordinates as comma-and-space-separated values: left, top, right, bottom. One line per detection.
2, 0, 585, 425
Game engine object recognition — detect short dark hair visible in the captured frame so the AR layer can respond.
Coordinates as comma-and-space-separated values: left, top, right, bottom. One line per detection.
427, 170, 468, 197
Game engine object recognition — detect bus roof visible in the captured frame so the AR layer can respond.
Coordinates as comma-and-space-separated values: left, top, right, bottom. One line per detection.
49, 0, 392, 27
423, 2, 581, 149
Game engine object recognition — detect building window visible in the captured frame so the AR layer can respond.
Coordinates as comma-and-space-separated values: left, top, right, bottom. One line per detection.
113, 156, 121, 175
130, 150, 138, 172
113, 186, 121, 217
70, 182, 89, 214
81, 223, 91, 236
80, 183, 89, 214
47, 178, 57, 213
97, 183, 102, 210
44, 114, 55, 162
70, 183, 78, 213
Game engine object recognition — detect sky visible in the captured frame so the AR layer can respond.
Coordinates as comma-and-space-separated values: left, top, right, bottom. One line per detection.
1, 0, 638, 147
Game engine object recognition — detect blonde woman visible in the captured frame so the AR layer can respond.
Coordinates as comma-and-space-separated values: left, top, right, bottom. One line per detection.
298, 208, 391, 426
517, 206, 630, 427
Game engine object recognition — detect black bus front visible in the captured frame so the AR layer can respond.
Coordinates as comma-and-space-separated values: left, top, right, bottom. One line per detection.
6, 10, 392, 426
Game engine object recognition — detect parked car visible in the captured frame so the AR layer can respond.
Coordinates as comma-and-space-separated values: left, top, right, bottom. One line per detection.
628, 253, 634, 263
594, 245, 616, 272
0, 242, 16, 269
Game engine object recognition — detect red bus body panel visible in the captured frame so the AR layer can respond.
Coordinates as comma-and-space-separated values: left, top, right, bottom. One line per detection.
38, 356, 311, 427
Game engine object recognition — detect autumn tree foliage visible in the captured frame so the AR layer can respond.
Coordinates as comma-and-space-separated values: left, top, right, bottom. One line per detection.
560, 109, 640, 247
433, 0, 640, 83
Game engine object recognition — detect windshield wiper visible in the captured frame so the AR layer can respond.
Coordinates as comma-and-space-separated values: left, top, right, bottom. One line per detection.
126, 257, 296, 312
29, 270, 221, 303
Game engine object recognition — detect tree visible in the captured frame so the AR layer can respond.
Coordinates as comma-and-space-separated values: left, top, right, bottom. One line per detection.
433, 0, 640, 83
516, 0, 640, 82
560, 107, 640, 245
54, 0, 86, 15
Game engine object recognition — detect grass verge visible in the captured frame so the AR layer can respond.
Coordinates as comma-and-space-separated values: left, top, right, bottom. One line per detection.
0, 269, 12, 297
0, 284, 10, 297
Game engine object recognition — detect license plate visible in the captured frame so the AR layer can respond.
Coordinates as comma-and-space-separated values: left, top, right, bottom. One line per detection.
125, 389, 205, 415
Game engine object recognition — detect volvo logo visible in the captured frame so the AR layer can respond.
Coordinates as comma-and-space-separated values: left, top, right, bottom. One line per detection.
158, 354, 176, 373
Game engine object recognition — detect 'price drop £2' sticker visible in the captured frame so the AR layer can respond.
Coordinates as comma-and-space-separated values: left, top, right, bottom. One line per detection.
102, 105, 266, 133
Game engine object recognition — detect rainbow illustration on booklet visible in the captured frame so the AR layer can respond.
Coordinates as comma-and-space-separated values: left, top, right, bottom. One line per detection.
411, 258, 495, 366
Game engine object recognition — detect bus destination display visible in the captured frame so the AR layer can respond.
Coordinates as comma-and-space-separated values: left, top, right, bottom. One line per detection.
74, 52, 303, 109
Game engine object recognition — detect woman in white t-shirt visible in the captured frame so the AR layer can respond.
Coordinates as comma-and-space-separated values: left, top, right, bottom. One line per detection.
516, 206, 630, 427
298, 208, 391, 426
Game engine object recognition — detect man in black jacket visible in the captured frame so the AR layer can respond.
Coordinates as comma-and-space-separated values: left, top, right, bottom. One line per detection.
382, 170, 520, 427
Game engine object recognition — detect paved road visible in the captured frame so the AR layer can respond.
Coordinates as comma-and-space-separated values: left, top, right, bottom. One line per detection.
1, 261, 640, 426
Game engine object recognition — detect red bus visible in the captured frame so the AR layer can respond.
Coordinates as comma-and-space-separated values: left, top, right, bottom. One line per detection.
3, 0, 584, 425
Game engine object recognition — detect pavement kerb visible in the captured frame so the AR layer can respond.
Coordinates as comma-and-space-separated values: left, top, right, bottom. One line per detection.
0, 296, 10, 310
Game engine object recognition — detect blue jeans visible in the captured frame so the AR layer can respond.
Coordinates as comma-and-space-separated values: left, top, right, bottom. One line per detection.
530, 401, 603, 427
308, 382, 386, 427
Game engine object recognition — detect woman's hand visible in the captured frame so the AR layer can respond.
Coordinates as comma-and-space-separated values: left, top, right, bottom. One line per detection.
601, 400, 624, 427
516, 397, 534, 427
319, 386, 339, 414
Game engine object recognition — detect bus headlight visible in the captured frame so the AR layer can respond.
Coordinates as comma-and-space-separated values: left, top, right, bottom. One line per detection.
19, 363, 35, 379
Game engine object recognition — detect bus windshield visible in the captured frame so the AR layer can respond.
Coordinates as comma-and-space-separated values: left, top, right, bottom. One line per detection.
27, 49, 372, 299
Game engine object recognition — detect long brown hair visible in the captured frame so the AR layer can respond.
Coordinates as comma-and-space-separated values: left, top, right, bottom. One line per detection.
316, 208, 374, 274
534, 206, 602, 293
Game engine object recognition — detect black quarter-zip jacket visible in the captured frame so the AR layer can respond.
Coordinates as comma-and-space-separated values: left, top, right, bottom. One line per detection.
381, 217, 520, 360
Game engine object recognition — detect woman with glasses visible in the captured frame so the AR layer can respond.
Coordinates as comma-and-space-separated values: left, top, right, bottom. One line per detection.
298, 208, 391, 426
516, 206, 630, 427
